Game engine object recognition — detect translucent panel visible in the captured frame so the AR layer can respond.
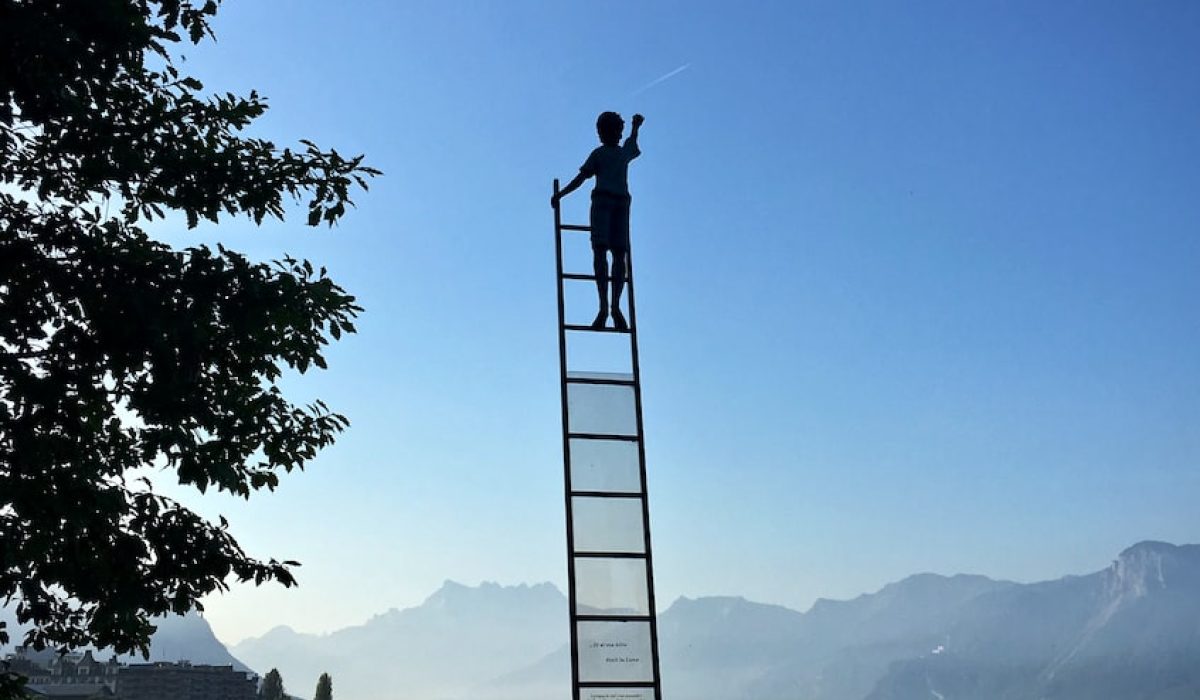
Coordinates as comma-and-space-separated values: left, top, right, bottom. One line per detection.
570, 438, 641, 493
572, 497, 645, 553
564, 277, 629, 326
577, 620, 654, 683
567, 332, 632, 375
575, 557, 650, 615
580, 690, 653, 700
568, 383, 637, 436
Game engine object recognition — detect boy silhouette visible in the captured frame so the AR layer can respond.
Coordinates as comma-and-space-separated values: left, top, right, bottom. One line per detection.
552, 111, 644, 330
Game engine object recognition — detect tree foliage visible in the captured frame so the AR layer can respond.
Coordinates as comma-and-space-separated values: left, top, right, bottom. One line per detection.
0, 668, 23, 700
314, 672, 333, 700
0, 0, 378, 671
259, 668, 286, 700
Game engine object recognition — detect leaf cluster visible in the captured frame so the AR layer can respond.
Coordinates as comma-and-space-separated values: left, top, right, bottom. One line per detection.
0, 0, 378, 666
1, 0, 379, 229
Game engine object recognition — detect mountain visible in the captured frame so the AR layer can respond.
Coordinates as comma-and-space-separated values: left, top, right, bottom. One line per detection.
130, 612, 253, 672
9, 541, 1200, 699
865, 541, 1200, 700
465, 542, 1200, 700
231, 581, 566, 700
0, 608, 250, 673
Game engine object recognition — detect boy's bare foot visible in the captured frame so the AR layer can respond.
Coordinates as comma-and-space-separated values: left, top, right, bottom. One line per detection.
611, 309, 628, 330
591, 309, 608, 329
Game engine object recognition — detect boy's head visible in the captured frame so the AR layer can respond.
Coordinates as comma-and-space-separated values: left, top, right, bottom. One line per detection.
596, 111, 624, 146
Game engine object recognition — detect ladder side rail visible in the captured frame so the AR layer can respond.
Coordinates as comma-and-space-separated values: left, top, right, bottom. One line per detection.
624, 228, 665, 700
553, 179, 583, 699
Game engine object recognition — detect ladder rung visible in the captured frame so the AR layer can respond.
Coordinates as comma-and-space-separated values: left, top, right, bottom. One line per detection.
561, 273, 634, 284
572, 551, 647, 559
563, 324, 632, 334
560, 224, 590, 231
575, 614, 654, 623
566, 376, 635, 387
568, 432, 639, 442
570, 490, 644, 499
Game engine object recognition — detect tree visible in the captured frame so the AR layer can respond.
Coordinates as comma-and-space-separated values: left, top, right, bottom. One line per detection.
0, 0, 378, 677
313, 672, 333, 700
0, 669, 23, 700
259, 668, 286, 700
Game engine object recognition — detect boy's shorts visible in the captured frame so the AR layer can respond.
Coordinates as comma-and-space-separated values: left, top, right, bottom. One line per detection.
590, 191, 631, 252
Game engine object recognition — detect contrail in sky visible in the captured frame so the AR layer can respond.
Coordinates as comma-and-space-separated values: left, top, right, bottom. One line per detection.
630, 63, 691, 97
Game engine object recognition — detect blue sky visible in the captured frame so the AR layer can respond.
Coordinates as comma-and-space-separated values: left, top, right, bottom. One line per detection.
152, 1, 1200, 643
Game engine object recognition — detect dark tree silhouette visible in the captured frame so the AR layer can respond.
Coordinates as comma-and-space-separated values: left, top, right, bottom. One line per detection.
259, 669, 286, 700
314, 672, 333, 700
0, 0, 379, 683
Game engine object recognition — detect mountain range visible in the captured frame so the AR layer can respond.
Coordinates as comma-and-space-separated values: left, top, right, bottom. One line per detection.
229, 540, 1200, 700
5, 541, 1198, 699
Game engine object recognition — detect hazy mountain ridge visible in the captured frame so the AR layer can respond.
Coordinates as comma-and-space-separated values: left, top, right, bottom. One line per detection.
232, 581, 566, 700
865, 541, 1200, 700
226, 540, 1200, 700
8, 542, 1198, 699
0, 609, 250, 673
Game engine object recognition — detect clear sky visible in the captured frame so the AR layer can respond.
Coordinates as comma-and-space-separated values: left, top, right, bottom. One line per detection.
149, 1, 1200, 644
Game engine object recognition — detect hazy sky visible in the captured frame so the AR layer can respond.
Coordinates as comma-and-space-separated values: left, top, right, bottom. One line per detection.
147, 1, 1200, 645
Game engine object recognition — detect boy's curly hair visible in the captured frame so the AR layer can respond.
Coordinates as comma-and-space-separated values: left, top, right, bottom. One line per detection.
596, 111, 624, 146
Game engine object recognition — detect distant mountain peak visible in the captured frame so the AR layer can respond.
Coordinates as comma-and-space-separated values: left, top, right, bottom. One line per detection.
418, 580, 565, 615
884, 571, 1001, 590
1118, 540, 1180, 559
258, 624, 298, 639
1108, 540, 1198, 598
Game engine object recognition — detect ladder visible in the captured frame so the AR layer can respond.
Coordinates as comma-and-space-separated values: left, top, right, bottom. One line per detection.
553, 179, 664, 700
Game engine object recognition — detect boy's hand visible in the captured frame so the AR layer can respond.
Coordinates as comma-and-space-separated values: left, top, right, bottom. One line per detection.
632, 114, 645, 127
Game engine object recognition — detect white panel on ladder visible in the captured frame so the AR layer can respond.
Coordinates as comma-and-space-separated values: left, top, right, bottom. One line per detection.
568, 383, 638, 436
572, 497, 645, 553
577, 620, 655, 683
575, 557, 651, 615
569, 438, 642, 493
567, 333, 633, 375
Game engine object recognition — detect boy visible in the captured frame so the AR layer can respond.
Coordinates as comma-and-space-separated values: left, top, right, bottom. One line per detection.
552, 111, 644, 330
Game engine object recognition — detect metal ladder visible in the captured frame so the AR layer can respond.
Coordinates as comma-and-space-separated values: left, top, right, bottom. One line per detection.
553, 179, 663, 700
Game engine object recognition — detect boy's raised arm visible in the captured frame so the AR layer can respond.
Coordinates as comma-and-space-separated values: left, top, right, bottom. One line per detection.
624, 113, 644, 159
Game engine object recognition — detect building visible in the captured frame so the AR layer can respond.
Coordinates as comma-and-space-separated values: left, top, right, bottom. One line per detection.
13, 649, 119, 695
2, 650, 256, 700
116, 662, 256, 700
24, 683, 114, 699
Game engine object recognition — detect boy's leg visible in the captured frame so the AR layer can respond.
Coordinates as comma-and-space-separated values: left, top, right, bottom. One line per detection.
609, 249, 627, 330
589, 195, 615, 328
591, 244, 609, 328
608, 197, 631, 330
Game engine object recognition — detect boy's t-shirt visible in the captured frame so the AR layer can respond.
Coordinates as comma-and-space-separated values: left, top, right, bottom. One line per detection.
580, 137, 641, 197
